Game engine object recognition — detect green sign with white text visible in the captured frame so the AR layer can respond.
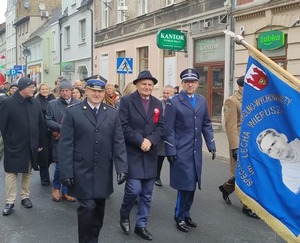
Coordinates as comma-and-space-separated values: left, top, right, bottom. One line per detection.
156, 29, 186, 51
258, 30, 285, 50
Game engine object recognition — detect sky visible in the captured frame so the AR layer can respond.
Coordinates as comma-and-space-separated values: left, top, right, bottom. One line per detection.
0, 1, 7, 24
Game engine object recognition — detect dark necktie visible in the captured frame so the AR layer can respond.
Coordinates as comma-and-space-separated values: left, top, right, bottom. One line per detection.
93, 107, 98, 120
142, 98, 150, 114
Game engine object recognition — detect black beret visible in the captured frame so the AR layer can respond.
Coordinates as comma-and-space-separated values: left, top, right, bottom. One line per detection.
236, 75, 245, 87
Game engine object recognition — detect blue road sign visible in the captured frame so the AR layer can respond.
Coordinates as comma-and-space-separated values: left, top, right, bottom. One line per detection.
117, 58, 133, 74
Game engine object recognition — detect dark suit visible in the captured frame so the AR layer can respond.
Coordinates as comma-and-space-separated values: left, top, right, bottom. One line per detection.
58, 99, 127, 243
165, 90, 216, 221
119, 91, 164, 227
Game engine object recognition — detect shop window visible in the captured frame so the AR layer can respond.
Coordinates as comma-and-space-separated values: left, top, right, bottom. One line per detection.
138, 46, 148, 72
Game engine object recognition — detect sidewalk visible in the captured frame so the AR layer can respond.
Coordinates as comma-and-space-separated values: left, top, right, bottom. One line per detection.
203, 130, 229, 160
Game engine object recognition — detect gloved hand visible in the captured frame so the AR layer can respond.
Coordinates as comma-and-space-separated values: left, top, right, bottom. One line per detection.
167, 155, 178, 164
61, 178, 74, 187
117, 173, 128, 185
209, 149, 216, 160
232, 149, 238, 160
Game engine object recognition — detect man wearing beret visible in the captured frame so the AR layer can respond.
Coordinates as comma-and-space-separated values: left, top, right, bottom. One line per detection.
118, 70, 164, 241
0, 77, 45, 215
164, 68, 216, 232
45, 78, 80, 202
219, 75, 259, 219
58, 79, 128, 243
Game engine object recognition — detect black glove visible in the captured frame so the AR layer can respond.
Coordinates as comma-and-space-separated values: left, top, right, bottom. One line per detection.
117, 173, 128, 185
209, 149, 216, 160
167, 155, 178, 164
232, 149, 238, 160
61, 178, 74, 187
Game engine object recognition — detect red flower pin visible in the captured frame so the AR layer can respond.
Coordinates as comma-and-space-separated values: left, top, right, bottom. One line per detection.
153, 108, 160, 123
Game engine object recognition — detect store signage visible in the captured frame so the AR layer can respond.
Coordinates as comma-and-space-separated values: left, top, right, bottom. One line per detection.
258, 30, 285, 50
61, 62, 75, 72
156, 29, 186, 51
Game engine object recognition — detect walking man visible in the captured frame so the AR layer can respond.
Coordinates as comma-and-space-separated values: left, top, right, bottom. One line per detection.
0, 77, 44, 216
164, 68, 216, 232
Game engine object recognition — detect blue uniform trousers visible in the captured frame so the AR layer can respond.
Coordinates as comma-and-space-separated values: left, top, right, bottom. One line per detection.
175, 190, 195, 221
120, 178, 155, 227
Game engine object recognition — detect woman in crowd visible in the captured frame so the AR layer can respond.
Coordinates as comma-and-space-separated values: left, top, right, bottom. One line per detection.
72, 87, 84, 101
35, 83, 56, 186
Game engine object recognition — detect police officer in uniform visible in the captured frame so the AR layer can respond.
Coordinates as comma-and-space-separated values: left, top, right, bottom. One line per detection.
58, 79, 128, 243
164, 68, 216, 232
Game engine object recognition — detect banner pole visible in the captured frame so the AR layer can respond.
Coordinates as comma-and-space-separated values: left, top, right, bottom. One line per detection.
223, 30, 300, 87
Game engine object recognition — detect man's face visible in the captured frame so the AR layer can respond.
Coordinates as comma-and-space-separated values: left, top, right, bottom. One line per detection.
19, 85, 36, 98
136, 79, 154, 98
85, 88, 105, 107
9, 87, 18, 95
74, 80, 83, 89
60, 89, 72, 100
162, 87, 174, 100
4, 83, 10, 89
181, 80, 198, 95
260, 133, 291, 160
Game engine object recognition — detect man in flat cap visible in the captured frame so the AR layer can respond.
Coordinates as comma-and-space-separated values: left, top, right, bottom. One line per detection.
219, 75, 259, 219
0, 77, 44, 215
45, 78, 80, 203
164, 68, 216, 233
118, 70, 164, 241
58, 79, 128, 243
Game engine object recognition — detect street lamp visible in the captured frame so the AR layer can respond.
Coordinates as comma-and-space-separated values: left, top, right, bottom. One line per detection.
22, 45, 31, 77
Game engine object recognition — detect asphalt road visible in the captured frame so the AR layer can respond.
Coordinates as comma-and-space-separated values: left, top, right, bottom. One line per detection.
0, 153, 285, 243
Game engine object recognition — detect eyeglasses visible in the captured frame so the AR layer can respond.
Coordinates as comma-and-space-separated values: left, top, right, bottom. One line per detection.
182, 80, 198, 84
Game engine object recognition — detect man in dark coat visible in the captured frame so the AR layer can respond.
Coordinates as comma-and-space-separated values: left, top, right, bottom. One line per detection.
58, 79, 128, 243
0, 77, 44, 216
45, 78, 80, 202
118, 70, 164, 241
164, 68, 216, 233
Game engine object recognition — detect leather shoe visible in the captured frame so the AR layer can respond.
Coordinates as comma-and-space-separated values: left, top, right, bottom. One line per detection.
21, 198, 33, 208
242, 207, 260, 219
134, 226, 153, 241
2, 203, 14, 216
185, 217, 197, 227
62, 194, 75, 202
155, 178, 162, 186
219, 185, 232, 204
176, 220, 189, 232
120, 215, 130, 233
52, 188, 61, 202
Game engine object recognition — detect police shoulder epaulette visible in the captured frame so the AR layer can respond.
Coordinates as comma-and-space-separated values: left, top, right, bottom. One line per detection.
68, 103, 80, 108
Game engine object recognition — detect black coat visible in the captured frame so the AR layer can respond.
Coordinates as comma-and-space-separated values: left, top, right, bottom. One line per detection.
118, 91, 164, 179
58, 100, 128, 199
0, 91, 45, 172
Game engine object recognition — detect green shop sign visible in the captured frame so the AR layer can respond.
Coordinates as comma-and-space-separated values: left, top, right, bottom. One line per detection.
156, 29, 186, 51
258, 30, 285, 50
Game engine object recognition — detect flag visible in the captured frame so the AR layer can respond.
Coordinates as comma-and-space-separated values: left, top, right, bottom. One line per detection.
235, 53, 300, 242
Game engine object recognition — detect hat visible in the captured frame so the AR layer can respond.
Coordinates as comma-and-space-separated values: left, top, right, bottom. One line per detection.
86, 79, 106, 91
10, 82, 18, 89
59, 78, 73, 90
133, 70, 158, 85
18, 77, 35, 91
180, 68, 199, 81
236, 75, 245, 87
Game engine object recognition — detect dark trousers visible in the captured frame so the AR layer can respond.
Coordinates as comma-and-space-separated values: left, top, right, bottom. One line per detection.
77, 198, 106, 243
156, 155, 165, 179
174, 190, 195, 221
222, 176, 235, 194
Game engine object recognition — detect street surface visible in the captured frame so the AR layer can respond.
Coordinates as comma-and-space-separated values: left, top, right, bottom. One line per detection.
0, 153, 284, 243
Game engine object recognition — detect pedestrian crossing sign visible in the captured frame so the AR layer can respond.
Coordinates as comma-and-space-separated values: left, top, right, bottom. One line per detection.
117, 57, 133, 74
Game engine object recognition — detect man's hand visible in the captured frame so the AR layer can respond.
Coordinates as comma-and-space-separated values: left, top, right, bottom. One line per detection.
117, 173, 128, 185
141, 138, 152, 152
209, 149, 216, 160
61, 178, 74, 187
232, 149, 238, 160
167, 155, 178, 164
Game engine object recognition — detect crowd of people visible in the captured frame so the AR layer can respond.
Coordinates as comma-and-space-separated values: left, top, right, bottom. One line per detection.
0, 69, 254, 243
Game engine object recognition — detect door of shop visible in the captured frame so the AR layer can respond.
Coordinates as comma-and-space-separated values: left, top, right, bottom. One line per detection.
195, 63, 224, 123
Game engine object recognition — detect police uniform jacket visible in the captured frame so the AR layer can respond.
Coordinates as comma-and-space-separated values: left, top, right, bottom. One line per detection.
164, 90, 216, 191
223, 90, 242, 176
58, 99, 128, 199
0, 91, 44, 172
45, 97, 79, 162
118, 90, 164, 179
